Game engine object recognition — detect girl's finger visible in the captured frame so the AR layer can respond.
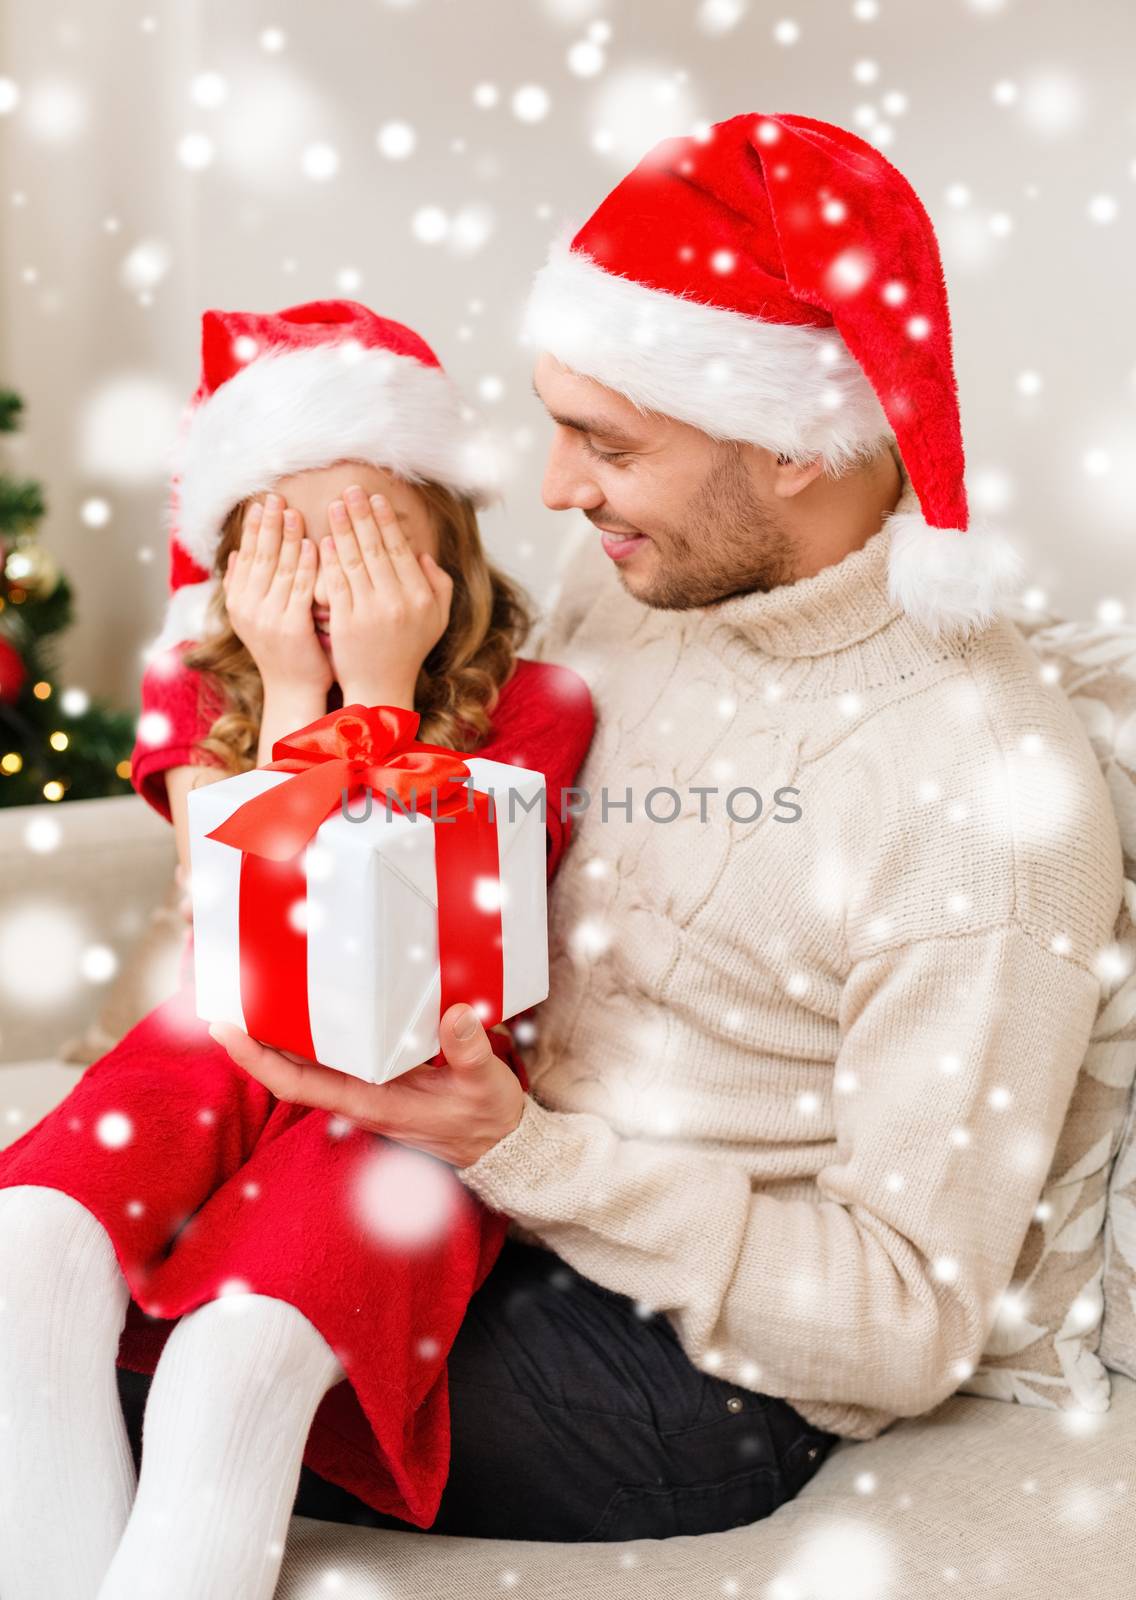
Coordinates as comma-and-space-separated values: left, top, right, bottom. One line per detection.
328, 499, 371, 601
283, 536, 317, 614
420, 550, 453, 598
342, 485, 388, 570
268, 507, 304, 605
320, 534, 353, 612
229, 502, 261, 595
237, 499, 262, 558
420, 551, 454, 634
371, 493, 432, 603
247, 494, 285, 601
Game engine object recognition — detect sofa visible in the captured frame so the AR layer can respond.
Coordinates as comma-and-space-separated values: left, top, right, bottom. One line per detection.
1, 603, 1134, 1597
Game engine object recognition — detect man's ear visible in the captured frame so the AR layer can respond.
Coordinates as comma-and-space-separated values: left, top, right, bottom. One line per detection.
771, 452, 827, 500
736, 442, 824, 501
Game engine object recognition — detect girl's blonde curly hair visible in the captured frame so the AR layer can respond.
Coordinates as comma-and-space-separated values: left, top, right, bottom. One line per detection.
181, 476, 535, 774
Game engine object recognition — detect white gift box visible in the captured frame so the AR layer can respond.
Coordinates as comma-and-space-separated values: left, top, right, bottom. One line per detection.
187, 756, 549, 1084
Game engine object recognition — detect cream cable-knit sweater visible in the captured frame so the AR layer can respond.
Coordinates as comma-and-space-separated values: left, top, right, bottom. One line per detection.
457, 462, 1125, 1441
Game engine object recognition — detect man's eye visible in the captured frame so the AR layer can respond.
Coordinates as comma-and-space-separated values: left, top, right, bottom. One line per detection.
583, 440, 629, 465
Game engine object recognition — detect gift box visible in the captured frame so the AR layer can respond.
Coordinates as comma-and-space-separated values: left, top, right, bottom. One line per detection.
187, 703, 549, 1084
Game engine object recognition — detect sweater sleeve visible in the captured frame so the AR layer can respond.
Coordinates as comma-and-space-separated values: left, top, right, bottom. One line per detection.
456, 922, 1108, 1420
129, 647, 225, 824
471, 659, 595, 882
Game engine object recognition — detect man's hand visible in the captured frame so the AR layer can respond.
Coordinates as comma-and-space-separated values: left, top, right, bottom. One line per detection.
207, 1004, 526, 1168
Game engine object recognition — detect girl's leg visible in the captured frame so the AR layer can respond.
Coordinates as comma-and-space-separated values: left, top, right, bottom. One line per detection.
96, 1293, 344, 1600
0, 1186, 138, 1600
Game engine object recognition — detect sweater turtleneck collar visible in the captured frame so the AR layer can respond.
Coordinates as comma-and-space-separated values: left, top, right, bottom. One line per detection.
689, 448, 946, 667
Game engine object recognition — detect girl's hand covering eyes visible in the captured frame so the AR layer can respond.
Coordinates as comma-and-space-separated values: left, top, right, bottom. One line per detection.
321, 486, 454, 707
221, 493, 333, 698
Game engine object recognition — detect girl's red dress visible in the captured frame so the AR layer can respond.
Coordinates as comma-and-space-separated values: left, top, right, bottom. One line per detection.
0, 648, 594, 1527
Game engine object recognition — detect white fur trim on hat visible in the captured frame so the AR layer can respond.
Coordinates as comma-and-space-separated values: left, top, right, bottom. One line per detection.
145, 579, 218, 659
886, 512, 1027, 642
170, 343, 504, 572
521, 233, 892, 470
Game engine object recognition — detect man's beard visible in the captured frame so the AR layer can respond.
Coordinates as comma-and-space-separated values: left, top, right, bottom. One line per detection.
622, 446, 799, 612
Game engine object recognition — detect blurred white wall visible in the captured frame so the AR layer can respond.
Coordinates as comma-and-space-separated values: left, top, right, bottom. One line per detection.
0, 0, 1133, 709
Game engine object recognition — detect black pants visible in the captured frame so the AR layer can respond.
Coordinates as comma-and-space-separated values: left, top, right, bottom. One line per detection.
117, 1238, 841, 1543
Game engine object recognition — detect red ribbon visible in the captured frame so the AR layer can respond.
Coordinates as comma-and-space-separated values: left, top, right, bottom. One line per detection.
204, 704, 505, 1066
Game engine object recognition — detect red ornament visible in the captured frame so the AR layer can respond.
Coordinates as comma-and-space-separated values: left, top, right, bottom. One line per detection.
0, 635, 26, 704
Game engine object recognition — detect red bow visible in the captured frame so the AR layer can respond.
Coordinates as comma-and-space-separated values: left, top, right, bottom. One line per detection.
205, 703, 474, 861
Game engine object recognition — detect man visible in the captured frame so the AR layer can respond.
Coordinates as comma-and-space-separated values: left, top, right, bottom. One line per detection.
202, 112, 1125, 1541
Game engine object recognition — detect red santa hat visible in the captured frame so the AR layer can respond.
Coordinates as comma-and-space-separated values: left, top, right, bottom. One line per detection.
153, 298, 502, 654
521, 111, 1024, 640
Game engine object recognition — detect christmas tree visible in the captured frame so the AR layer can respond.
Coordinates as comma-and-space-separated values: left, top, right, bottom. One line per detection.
0, 387, 136, 806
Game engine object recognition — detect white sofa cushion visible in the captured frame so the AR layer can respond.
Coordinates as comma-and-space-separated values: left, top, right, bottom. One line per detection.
275, 1373, 1136, 1598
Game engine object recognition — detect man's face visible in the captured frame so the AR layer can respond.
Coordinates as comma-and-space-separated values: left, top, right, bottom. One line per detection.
532, 352, 799, 611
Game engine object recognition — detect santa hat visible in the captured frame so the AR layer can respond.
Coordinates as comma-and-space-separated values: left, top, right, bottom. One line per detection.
152, 299, 502, 655
521, 112, 1025, 641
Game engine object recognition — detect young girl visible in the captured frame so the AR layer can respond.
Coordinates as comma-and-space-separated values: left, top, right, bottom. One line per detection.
0, 300, 595, 1600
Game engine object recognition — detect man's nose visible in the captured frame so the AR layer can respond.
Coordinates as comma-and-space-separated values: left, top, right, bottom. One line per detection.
541, 435, 603, 513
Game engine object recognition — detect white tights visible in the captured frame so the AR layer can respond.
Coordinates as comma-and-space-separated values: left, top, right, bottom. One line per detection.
0, 1185, 345, 1600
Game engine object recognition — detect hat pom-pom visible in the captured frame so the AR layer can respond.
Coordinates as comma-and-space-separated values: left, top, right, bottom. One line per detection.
885, 511, 1026, 642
